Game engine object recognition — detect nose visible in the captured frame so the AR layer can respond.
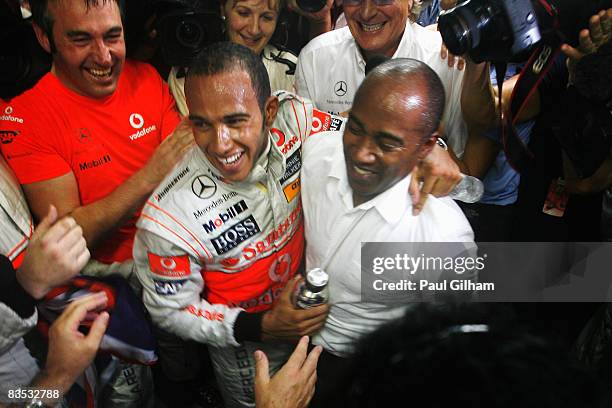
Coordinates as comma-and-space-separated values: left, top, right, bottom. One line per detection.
92, 39, 112, 66
360, 0, 377, 20
352, 136, 377, 165
246, 15, 261, 37
211, 125, 233, 155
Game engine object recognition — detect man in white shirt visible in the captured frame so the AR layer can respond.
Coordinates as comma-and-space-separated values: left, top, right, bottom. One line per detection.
300, 57, 474, 405
295, 0, 493, 158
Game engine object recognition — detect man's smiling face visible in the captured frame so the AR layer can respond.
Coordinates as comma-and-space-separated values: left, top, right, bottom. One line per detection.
344, 0, 412, 59
186, 69, 272, 182
42, 0, 125, 98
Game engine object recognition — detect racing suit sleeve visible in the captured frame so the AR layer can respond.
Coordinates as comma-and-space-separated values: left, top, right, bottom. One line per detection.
133, 229, 257, 348
0, 255, 37, 354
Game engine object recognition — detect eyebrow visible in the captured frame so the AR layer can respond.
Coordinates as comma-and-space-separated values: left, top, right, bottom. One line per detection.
67, 26, 122, 38
349, 113, 405, 145
188, 112, 251, 122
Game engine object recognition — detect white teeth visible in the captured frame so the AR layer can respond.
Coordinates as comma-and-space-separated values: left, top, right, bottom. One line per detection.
361, 22, 384, 32
222, 152, 243, 165
354, 165, 374, 175
88, 68, 111, 77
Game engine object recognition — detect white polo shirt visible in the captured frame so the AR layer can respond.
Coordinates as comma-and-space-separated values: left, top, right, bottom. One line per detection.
301, 130, 474, 357
296, 22, 468, 157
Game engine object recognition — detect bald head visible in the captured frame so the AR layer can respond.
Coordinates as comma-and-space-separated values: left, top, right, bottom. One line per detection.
344, 58, 446, 206
353, 58, 445, 141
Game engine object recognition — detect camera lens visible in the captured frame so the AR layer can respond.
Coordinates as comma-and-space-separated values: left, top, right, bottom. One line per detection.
439, 7, 481, 57
176, 19, 203, 47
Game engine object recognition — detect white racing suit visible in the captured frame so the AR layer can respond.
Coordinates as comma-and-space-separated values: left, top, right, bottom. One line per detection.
0, 156, 37, 404
133, 92, 344, 407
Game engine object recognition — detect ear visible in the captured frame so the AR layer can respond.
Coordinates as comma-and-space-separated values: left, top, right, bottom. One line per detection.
32, 22, 52, 54
264, 95, 279, 128
417, 131, 438, 160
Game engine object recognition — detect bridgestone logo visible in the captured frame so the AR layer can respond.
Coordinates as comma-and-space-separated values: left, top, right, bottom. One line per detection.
0, 115, 23, 124
203, 200, 249, 234
129, 125, 156, 141
211, 215, 260, 255
156, 167, 190, 202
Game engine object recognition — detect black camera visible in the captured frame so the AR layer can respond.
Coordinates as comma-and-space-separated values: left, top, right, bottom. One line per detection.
439, 0, 612, 63
155, 0, 224, 67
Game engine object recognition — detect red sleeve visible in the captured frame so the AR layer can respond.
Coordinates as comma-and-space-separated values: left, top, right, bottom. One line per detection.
0, 102, 71, 184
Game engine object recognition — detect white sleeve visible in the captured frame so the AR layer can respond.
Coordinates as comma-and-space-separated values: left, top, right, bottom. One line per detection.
133, 229, 243, 348
442, 69, 468, 158
0, 303, 36, 355
295, 50, 315, 102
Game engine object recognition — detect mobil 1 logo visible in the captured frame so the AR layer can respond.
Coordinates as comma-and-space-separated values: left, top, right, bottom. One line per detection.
211, 215, 261, 255
203, 200, 249, 234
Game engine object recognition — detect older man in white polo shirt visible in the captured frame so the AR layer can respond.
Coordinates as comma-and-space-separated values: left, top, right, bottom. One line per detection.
295, 0, 492, 158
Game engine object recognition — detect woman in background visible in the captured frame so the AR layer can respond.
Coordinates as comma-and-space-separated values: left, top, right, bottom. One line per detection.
169, 0, 297, 115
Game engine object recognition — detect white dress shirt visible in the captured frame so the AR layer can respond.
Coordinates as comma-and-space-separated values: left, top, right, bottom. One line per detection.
301, 130, 474, 357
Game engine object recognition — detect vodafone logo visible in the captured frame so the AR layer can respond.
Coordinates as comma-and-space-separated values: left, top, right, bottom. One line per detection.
271, 128, 285, 147
147, 253, 191, 277
129, 113, 144, 129
269, 254, 291, 283
311, 117, 322, 133
128, 113, 156, 141
1, 106, 23, 124
161, 258, 177, 270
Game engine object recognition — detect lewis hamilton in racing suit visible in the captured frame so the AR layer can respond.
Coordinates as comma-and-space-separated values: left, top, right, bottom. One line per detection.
132, 43, 339, 407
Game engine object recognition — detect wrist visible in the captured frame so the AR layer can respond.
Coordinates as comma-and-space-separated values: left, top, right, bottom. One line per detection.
14, 269, 47, 301
132, 165, 159, 196
31, 368, 73, 405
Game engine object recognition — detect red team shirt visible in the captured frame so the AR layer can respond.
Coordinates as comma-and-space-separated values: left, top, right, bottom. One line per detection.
0, 61, 181, 263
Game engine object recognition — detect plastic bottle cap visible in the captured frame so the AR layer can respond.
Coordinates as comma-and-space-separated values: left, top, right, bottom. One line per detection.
306, 268, 329, 287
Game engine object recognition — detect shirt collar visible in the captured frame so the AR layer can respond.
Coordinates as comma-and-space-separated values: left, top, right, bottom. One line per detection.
329, 156, 413, 225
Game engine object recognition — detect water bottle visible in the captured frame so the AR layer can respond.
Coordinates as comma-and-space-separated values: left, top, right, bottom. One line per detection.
449, 174, 484, 203
293, 268, 329, 309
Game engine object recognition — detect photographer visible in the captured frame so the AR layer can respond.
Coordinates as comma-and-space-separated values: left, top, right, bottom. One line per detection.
294, 0, 494, 213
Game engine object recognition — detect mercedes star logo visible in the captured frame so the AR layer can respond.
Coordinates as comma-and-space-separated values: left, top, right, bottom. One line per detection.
191, 175, 217, 199
334, 80, 347, 97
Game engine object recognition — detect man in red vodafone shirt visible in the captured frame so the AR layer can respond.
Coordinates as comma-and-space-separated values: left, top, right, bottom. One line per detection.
0, 0, 192, 265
